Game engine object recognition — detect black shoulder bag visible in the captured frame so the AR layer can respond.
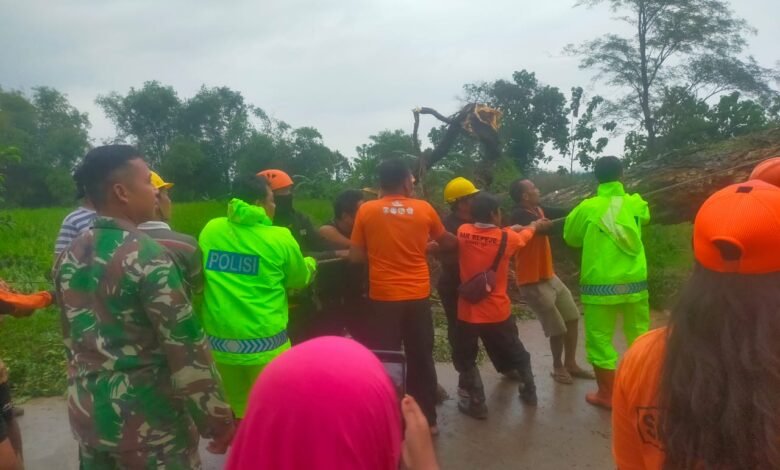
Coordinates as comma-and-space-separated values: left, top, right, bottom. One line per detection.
458, 230, 508, 304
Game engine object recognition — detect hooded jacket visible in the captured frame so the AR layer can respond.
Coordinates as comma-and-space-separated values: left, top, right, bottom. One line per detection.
563, 181, 650, 305
199, 199, 316, 365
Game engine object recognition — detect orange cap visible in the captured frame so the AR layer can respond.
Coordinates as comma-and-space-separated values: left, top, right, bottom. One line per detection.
257, 169, 294, 191
694, 180, 780, 274
749, 156, 780, 187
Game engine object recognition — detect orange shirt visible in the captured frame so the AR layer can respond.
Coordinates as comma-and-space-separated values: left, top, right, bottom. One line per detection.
512, 207, 554, 285
351, 196, 446, 301
457, 224, 535, 323
613, 327, 667, 470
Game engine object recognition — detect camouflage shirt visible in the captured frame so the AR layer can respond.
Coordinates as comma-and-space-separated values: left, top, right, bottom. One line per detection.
53, 216, 232, 452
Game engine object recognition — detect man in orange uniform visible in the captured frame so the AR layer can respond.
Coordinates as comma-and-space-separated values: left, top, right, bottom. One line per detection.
350, 158, 456, 431
455, 192, 540, 418
508, 179, 593, 384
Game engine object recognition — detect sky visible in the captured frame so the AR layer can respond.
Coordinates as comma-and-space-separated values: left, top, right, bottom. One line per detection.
1, 0, 777, 168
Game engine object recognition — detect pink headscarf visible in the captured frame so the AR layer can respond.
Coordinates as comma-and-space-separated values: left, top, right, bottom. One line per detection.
225, 336, 403, 470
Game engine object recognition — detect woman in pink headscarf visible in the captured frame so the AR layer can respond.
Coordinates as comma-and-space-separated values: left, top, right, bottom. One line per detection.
226, 336, 439, 470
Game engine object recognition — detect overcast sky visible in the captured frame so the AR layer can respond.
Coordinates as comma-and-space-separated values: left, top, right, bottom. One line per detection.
1, 0, 777, 168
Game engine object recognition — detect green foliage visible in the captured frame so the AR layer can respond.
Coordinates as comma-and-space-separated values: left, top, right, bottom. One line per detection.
0, 310, 67, 399
0, 87, 90, 207
352, 129, 417, 188
96, 81, 182, 169
462, 70, 570, 171
570, 0, 779, 155
643, 223, 694, 309
625, 89, 775, 165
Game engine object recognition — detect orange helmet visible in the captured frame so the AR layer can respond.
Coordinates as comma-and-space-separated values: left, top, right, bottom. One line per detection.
749, 156, 780, 187
257, 169, 294, 191
694, 180, 780, 274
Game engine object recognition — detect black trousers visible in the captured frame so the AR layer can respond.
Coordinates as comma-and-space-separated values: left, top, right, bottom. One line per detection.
437, 281, 460, 367
362, 299, 438, 426
453, 316, 532, 375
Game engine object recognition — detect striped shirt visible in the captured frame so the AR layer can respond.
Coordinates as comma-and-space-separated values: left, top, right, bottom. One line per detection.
54, 207, 96, 256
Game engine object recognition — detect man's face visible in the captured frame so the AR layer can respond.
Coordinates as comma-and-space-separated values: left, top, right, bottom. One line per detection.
522, 180, 541, 206
114, 159, 158, 225
156, 188, 172, 222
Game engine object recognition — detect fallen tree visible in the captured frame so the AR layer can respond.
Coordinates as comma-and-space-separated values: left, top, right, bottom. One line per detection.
410, 104, 502, 196
543, 128, 780, 224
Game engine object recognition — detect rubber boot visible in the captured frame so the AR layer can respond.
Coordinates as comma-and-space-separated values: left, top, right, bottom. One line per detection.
585, 367, 615, 410
518, 364, 538, 406
457, 367, 488, 420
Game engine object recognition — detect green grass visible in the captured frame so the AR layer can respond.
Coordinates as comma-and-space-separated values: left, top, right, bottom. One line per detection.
643, 223, 694, 309
0, 199, 692, 398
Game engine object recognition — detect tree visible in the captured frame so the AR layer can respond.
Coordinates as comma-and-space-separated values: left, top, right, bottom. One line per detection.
0, 87, 90, 207
352, 130, 417, 187
96, 81, 181, 168
567, 87, 615, 171
160, 138, 218, 201
179, 86, 252, 192
569, 0, 779, 154
462, 70, 569, 171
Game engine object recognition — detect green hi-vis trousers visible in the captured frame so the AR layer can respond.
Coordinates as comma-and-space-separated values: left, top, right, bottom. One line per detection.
584, 300, 650, 370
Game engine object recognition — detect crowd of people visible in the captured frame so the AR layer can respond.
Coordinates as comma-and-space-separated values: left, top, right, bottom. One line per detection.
0, 144, 779, 469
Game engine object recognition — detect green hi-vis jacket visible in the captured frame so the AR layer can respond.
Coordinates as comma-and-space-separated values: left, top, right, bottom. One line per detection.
563, 181, 651, 305
199, 199, 316, 365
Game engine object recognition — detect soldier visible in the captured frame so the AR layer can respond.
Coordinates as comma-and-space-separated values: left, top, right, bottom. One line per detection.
52, 145, 234, 469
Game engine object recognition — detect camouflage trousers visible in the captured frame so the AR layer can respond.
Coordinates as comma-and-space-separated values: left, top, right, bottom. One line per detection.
78, 439, 201, 470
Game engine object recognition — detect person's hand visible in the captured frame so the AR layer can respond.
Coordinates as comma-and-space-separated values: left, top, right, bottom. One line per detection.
401, 395, 439, 470
426, 241, 440, 253
206, 421, 236, 455
534, 218, 553, 232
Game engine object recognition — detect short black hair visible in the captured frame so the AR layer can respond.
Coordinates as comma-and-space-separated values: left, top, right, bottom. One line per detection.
509, 179, 529, 203
232, 174, 271, 203
333, 189, 364, 220
79, 145, 143, 207
594, 156, 623, 183
470, 192, 501, 224
377, 158, 411, 191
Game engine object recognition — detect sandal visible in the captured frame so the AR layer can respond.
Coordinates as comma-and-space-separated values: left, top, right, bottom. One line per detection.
550, 369, 574, 385
567, 367, 596, 380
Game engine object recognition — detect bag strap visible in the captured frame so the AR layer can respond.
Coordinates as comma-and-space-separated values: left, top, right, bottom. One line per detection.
490, 230, 508, 272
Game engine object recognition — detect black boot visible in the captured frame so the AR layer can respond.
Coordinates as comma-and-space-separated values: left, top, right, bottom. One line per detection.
518, 364, 538, 406
457, 367, 488, 419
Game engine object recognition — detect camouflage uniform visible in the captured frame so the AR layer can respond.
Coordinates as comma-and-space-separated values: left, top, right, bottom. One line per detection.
53, 216, 232, 470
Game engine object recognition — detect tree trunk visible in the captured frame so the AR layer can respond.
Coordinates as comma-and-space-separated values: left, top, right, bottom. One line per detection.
637, 0, 657, 153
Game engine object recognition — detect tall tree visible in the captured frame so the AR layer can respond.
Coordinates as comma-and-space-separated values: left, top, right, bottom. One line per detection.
179, 86, 252, 191
569, 0, 779, 154
96, 81, 181, 168
0, 87, 90, 206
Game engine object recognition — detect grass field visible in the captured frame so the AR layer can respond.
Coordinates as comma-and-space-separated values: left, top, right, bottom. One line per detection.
0, 199, 692, 398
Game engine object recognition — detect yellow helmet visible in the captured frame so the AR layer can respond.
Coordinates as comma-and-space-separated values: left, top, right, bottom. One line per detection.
150, 171, 174, 190
444, 177, 479, 204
